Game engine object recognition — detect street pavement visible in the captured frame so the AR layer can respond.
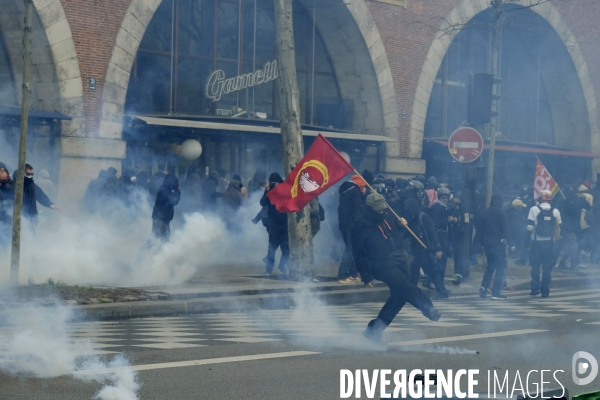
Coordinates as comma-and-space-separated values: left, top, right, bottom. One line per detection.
1, 276, 599, 400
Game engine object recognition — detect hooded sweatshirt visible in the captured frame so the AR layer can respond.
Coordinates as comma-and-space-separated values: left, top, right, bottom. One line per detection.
152, 174, 180, 223
337, 181, 364, 232
223, 180, 243, 211
403, 198, 441, 253
260, 173, 287, 230
476, 194, 513, 248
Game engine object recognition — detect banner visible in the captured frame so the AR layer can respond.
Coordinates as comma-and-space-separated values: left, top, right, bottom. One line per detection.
533, 156, 560, 200
266, 134, 354, 212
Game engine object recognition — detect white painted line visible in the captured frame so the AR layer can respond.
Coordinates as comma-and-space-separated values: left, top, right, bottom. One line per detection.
389, 329, 546, 346
74, 351, 320, 375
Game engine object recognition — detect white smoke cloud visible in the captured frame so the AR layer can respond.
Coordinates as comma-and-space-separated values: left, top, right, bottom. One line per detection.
0, 301, 140, 399
0, 189, 273, 286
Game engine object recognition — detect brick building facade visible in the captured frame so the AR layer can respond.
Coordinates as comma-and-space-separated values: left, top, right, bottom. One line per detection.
0, 0, 599, 207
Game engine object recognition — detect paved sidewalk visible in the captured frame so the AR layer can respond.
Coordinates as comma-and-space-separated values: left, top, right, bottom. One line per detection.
3, 257, 597, 321
73, 257, 599, 320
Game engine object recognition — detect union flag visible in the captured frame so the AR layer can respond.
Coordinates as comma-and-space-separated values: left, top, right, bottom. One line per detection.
533, 156, 560, 200
267, 134, 354, 212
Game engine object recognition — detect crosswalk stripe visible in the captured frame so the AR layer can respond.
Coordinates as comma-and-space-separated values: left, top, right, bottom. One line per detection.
388, 329, 546, 346
73, 351, 320, 375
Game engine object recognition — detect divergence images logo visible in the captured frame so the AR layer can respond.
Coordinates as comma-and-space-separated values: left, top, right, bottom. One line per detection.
572, 351, 598, 385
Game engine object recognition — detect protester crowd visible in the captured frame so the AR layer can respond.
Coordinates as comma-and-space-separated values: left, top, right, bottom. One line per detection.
1, 156, 599, 342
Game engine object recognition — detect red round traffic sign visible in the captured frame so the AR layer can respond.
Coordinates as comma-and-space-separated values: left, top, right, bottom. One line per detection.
448, 127, 484, 163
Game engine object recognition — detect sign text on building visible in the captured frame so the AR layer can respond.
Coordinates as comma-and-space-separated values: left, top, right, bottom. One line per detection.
205, 60, 278, 102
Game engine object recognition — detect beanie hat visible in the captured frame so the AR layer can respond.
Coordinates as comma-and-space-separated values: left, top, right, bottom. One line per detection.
269, 172, 283, 183
366, 192, 387, 211
583, 181, 591, 190
351, 175, 366, 187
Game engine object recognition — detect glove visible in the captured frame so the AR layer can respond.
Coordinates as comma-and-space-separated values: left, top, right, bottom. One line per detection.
527, 225, 534, 232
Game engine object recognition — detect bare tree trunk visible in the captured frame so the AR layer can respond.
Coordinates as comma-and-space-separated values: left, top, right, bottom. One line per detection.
273, 0, 314, 280
9, 0, 33, 285
486, 0, 502, 207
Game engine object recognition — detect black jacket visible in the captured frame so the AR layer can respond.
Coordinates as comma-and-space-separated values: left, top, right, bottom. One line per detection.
22, 177, 54, 221
152, 174, 181, 223
428, 201, 451, 232
476, 197, 513, 248
201, 174, 219, 210
260, 185, 287, 231
403, 198, 441, 253
351, 208, 407, 284
0, 179, 15, 223
337, 182, 364, 233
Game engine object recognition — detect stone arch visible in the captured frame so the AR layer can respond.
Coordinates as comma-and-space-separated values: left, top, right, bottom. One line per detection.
0, 0, 86, 137
409, 0, 600, 158
99, 0, 399, 143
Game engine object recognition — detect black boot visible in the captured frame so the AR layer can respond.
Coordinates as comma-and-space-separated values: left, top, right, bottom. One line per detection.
363, 319, 386, 344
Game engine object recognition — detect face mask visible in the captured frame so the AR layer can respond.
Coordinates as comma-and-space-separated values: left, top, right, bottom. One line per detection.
25, 174, 33, 179
131, 176, 137, 182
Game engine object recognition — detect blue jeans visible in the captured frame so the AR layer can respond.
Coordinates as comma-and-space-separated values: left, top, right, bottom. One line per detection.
265, 226, 289, 274
337, 230, 357, 279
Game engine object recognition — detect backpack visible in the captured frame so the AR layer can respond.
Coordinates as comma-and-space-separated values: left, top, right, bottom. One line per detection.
535, 206, 556, 238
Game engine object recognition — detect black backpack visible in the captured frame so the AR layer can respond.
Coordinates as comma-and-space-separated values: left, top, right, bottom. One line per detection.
535, 206, 555, 238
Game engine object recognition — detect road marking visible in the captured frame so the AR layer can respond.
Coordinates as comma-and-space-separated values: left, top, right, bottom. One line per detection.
389, 329, 546, 347
74, 351, 320, 375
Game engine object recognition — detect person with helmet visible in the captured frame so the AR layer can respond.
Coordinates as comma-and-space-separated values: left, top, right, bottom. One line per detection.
427, 187, 455, 292
527, 189, 561, 297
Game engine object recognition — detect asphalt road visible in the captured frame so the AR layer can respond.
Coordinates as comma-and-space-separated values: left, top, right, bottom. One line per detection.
1, 277, 599, 400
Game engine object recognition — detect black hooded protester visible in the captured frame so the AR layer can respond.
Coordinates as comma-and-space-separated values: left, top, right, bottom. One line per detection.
121, 168, 139, 207
151, 173, 181, 242
336, 174, 367, 283
0, 165, 14, 246
476, 194, 514, 299
15, 164, 59, 227
352, 193, 441, 343
427, 187, 455, 289
247, 168, 267, 194
84, 169, 107, 213
221, 180, 244, 230
403, 197, 450, 298
260, 173, 289, 275
201, 170, 220, 212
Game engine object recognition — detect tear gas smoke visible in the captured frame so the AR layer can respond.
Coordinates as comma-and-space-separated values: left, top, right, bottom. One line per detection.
0, 189, 274, 286
0, 300, 140, 399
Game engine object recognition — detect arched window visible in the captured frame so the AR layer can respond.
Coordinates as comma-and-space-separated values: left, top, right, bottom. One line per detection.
425, 6, 589, 149
125, 0, 342, 128
0, 28, 16, 106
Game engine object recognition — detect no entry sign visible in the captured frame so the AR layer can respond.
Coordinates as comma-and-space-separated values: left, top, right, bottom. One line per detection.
448, 127, 483, 163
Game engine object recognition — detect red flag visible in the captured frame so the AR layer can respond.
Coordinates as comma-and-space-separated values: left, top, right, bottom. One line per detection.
533, 156, 560, 200
267, 134, 354, 212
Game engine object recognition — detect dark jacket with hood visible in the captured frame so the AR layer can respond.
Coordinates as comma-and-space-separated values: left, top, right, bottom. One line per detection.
14, 172, 54, 222
223, 180, 243, 211
201, 171, 219, 210
152, 174, 181, 223
351, 207, 408, 285
428, 199, 451, 232
0, 177, 14, 224
337, 181, 364, 233
476, 194, 513, 248
260, 173, 287, 230
403, 198, 441, 254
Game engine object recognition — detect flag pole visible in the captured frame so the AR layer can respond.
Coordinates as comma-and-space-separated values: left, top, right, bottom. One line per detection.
351, 168, 427, 249
317, 133, 426, 249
